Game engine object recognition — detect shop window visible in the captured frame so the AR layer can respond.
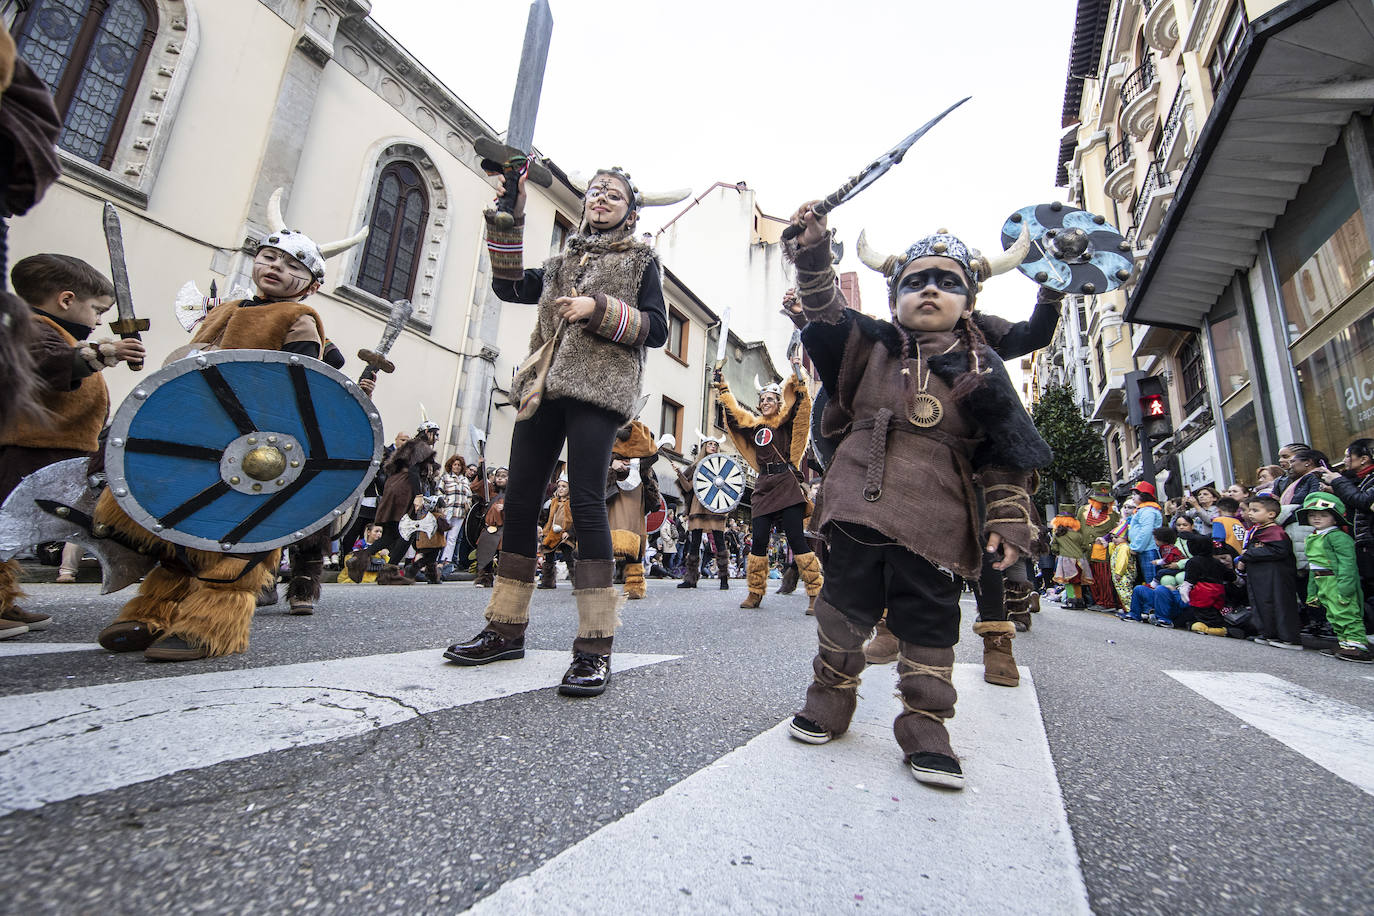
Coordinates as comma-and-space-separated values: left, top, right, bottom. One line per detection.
1210, 310, 1250, 402
660, 397, 682, 451
1206, 4, 1247, 91
1178, 335, 1207, 415
14, 0, 156, 169
1294, 298, 1374, 460
358, 162, 428, 303
667, 308, 688, 363
1272, 140, 1373, 343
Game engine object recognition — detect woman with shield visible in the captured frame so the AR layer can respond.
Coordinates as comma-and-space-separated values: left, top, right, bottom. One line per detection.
674, 433, 733, 591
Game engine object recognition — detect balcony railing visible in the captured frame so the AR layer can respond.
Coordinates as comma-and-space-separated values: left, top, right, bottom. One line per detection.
1105, 138, 1132, 174
1121, 56, 1157, 108
1131, 159, 1170, 233
1159, 83, 1186, 161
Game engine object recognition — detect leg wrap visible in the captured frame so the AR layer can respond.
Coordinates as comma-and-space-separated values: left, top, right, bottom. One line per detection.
894, 643, 957, 758
623, 562, 646, 599
797, 596, 870, 736
973, 619, 1019, 686
796, 551, 824, 598
115, 564, 194, 632
287, 575, 322, 604
484, 552, 537, 626
715, 542, 730, 584
538, 553, 557, 588
746, 553, 768, 598
0, 559, 26, 612
167, 552, 277, 656
574, 558, 621, 640
1006, 580, 1034, 631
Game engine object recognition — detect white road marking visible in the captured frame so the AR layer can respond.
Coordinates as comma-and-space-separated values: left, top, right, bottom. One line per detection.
0, 642, 102, 657
0, 648, 677, 815
1167, 671, 1374, 796
469, 664, 1090, 915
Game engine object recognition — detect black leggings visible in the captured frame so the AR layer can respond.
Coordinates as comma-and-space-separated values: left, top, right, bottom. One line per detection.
688, 528, 726, 558
504, 398, 622, 561
750, 503, 809, 558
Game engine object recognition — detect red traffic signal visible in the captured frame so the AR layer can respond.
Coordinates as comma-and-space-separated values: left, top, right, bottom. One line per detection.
1142, 394, 1166, 418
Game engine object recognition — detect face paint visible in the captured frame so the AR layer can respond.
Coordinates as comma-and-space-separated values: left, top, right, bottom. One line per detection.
895, 267, 970, 299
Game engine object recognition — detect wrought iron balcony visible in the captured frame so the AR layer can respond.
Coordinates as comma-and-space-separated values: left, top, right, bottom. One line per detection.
1121, 56, 1157, 108
1105, 138, 1132, 174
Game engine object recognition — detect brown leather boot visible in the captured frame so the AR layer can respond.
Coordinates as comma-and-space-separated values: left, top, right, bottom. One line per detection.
974, 619, 1019, 687
739, 554, 768, 609
863, 618, 900, 665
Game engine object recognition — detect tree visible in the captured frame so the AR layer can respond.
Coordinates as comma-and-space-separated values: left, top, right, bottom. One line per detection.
1031, 383, 1109, 510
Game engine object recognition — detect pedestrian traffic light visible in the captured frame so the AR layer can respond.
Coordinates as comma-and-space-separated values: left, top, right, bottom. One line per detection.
1138, 376, 1171, 440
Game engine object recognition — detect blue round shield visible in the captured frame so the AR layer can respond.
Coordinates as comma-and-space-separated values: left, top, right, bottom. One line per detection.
105, 350, 384, 552
1002, 203, 1132, 295
692, 452, 745, 515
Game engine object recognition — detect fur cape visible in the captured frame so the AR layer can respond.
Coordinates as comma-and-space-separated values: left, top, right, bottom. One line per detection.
717, 375, 809, 471
612, 420, 659, 460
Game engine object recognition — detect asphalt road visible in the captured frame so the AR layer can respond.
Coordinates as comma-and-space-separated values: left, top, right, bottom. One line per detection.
1, 574, 1372, 914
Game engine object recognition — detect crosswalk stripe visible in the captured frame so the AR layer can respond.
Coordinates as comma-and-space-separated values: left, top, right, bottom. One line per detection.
468, 664, 1091, 915
0, 648, 677, 816
1167, 671, 1374, 796
0, 642, 103, 657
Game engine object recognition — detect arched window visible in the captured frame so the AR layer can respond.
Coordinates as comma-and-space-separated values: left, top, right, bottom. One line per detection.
14, 0, 157, 169
357, 162, 429, 303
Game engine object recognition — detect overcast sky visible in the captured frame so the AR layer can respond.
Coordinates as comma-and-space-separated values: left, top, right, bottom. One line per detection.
367, 0, 1079, 325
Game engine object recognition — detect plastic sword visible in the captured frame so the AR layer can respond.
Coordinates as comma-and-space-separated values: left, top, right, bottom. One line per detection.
103, 202, 149, 370
358, 298, 413, 383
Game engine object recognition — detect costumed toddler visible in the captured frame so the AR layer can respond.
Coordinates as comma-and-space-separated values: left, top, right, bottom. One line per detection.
1050, 505, 1091, 609
606, 420, 661, 600
783, 203, 1047, 789
1300, 493, 1372, 663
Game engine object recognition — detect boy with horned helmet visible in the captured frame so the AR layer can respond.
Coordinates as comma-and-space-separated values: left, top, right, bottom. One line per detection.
782, 202, 1048, 789
444, 166, 686, 696
92, 191, 368, 661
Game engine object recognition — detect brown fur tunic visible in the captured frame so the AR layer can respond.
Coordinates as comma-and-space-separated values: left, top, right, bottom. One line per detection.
512, 234, 659, 422
0, 314, 109, 454
718, 376, 810, 517
190, 299, 324, 352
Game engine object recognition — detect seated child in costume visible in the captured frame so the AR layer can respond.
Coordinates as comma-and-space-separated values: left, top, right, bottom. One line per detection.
0, 254, 144, 638
782, 203, 1047, 790
1210, 496, 1246, 556
1300, 494, 1372, 663
1123, 527, 1185, 621
1173, 536, 1234, 636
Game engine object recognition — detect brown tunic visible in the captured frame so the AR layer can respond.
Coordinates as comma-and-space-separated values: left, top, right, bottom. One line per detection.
676, 459, 726, 532
188, 299, 323, 352
718, 376, 810, 518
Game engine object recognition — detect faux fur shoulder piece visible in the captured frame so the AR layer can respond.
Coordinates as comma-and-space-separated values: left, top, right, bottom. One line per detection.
612, 419, 658, 459
386, 439, 436, 474
720, 375, 805, 431
719, 376, 810, 467
926, 345, 1052, 472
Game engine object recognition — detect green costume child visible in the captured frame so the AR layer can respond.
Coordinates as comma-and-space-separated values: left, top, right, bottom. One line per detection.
1299, 493, 1372, 664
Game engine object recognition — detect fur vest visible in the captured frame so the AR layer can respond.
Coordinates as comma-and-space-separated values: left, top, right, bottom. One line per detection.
190, 299, 324, 351
0, 315, 108, 452
513, 231, 658, 421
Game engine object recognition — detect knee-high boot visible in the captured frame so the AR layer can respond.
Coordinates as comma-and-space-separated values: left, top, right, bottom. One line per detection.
716, 543, 731, 590
1006, 580, 1034, 632
538, 551, 557, 589
623, 561, 646, 599
739, 554, 769, 609
973, 619, 1019, 687
777, 563, 798, 595
796, 551, 824, 616
792, 596, 869, 740
564, 558, 620, 696
677, 552, 700, 588
443, 552, 535, 665
895, 642, 963, 788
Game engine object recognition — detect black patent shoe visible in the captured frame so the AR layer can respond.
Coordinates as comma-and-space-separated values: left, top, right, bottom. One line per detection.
443, 629, 525, 666
558, 651, 611, 696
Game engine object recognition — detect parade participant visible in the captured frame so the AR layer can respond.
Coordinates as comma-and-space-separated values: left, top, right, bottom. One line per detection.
538, 477, 575, 589
782, 203, 1045, 789
0, 255, 143, 638
401, 495, 451, 585
348, 422, 439, 582
1081, 483, 1122, 610
472, 467, 507, 588
674, 432, 732, 591
92, 194, 366, 660
444, 166, 683, 697
714, 355, 822, 612
606, 419, 661, 600
1050, 504, 1092, 609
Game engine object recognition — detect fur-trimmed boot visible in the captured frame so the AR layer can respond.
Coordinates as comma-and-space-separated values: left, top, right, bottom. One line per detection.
98, 563, 190, 652
444, 552, 535, 665
739, 554, 769, 609
144, 551, 279, 661
796, 551, 823, 616
256, 574, 279, 607
895, 643, 962, 789
789, 596, 869, 744
1006, 580, 1034, 632
623, 561, 646, 600
676, 552, 700, 588
563, 558, 621, 697
863, 618, 900, 665
537, 553, 557, 589
717, 545, 731, 590
376, 564, 416, 585
777, 563, 798, 595
287, 574, 321, 615
974, 619, 1019, 687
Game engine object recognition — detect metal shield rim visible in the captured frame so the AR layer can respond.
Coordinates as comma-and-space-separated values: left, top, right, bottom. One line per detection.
105, 349, 385, 553
692, 452, 744, 514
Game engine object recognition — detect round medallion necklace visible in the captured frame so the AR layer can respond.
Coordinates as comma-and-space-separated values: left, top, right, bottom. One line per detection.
903, 339, 943, 429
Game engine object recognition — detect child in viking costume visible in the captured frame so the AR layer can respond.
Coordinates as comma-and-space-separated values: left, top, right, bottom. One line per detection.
674, 433, 732, 591
443, 166, 686, 697
92, 193, 367, 660
783, 203, 1047, 789
472, 467, 507, 588
537, 477, 575, 589
606, 420, 661, 600
1081, 484, 1122, 610
1050, 505, 1092, 609
0, 255, 144, 638
714, 355, 822, 612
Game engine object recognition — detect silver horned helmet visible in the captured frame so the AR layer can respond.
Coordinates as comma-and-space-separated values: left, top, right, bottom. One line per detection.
259, 188, 369, 282
857, 225, 1030, 302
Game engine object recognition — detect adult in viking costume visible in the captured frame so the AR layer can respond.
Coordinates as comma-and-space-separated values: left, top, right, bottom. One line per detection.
606, 420, 661, 600
443, 166, 685, 697
537, 477, 575, 589
674, 433, 732, 591
347, 421, 439, 582
783, 202, 1047, 789
715, 359, 823, 612
92, 192, 367, 661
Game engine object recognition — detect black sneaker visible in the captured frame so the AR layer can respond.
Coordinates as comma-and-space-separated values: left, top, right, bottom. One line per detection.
443, 629, 525, 665
908, 752, 965, 790
788, 715, 831, 745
